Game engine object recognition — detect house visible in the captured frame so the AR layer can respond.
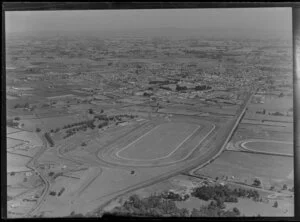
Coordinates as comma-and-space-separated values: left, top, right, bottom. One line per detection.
25, 172, 32, 177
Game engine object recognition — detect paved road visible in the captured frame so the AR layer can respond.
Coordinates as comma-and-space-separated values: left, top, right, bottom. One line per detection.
24, 136, 51, 217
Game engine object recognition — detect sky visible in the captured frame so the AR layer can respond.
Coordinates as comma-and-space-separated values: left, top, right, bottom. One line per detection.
5, 8, 292, 37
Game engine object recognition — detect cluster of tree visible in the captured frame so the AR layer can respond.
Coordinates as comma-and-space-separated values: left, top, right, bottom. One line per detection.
68, 212, 84, 217
23, 198, 37, 202
160, 86, 172, 91
63, 120, 97, 139
49, 172, 63, 180
50, 128, 60, 133
57, 187, 65, 197
98, 121, 108, 129
161, 191, 189, 201
176, 85, 187, 91
149, 80, 170, 85
190, 201, 241, 217
14, 102, 30, 109
191, 185, 260, 203
66, 125, 87, 134
62, 120, 92, 129
95, 114, 137, 122
94, 114, 107, 120
49, 191, 56, 196
270, 111, 285, 116
44, 132, 54, 147
195, 85, 212, 91
7, 119, 19, 127
252, 178, 262, 187
143, 92, 153, 97
106, 193, 242, 217
107, 194, 189, 217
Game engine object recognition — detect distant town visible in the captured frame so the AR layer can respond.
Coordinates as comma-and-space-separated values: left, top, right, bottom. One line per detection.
6, 10, 293, 218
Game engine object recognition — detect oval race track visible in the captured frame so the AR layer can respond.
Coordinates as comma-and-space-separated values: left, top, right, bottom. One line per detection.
97, 119, 216, 167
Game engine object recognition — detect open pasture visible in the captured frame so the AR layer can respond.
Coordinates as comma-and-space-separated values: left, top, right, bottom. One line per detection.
7, 153, 31, 173
7, 131, 43, 147
7, 138, 25, 149
195, 151, 293, 188
7, 127, 22, 134
249, 95, 292, 112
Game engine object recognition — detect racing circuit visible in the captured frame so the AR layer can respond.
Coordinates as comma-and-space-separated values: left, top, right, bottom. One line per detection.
97, 118, 216, 167
235, 139, 293, 157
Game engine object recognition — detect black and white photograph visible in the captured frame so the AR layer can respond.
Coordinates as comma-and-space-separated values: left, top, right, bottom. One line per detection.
4, 4, 295, 218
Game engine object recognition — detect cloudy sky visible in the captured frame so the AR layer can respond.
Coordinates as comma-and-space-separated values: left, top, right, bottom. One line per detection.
5, 8, 291, 37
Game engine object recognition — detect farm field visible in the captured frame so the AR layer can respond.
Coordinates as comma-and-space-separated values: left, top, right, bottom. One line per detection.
225, 197, 293, 217
249, 95, 293, 111
7, 127, 22, 134
117, 122, 200, 160
7, 131, 43, 147
195, 151, 293, 189
7, 138, 25, 149
231, 124, 293, 143
7, 153, 31, 173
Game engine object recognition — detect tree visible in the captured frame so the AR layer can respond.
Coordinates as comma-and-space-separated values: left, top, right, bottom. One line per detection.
215, 197, 226, 209
273, 201, 278, 208
49, 191, 56, 196
14, 117, 20, 121
232, 207, 240, 216
81, 142, 87, 146
100, 109, 104, 113
14, 104, 21, 109
179, 208, 189, 217
283, 184, 287, 190
252, 178, 261, 187
36, 128, 41, 132
89, 108, 94, 114
190, 208, 200, 217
